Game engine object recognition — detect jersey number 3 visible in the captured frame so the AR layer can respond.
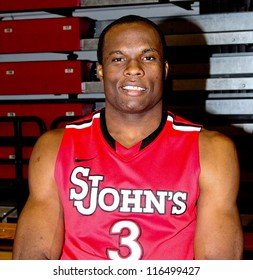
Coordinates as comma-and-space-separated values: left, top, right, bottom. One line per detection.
107, 220, 143, 260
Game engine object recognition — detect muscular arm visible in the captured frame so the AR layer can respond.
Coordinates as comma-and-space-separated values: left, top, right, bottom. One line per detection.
194, 129, 243, 259
13, 129, 64, 259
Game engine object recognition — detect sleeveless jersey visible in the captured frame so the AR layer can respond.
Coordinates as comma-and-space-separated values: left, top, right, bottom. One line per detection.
55, 108, 202, 260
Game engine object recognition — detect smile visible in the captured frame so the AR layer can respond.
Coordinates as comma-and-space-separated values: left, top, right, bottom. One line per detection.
122, 85, 146, 91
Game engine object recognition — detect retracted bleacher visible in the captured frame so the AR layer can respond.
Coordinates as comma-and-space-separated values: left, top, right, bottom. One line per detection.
0, 116, 46, 218
0, 1, 98, 259
0, 5, 97, 225
164, 12, 253, 258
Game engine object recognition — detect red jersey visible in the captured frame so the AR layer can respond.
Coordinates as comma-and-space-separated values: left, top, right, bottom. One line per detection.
55, 109, 202, 260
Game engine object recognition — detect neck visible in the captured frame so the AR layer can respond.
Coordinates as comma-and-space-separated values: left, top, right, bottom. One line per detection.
105, 105, 163, 148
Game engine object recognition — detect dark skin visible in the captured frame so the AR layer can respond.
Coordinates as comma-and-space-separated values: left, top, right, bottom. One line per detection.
13, 21, 243, 259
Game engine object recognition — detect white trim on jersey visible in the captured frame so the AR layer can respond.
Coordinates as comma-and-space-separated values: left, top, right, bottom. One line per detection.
66, 110, 201, 132
66, 112, 101, 129
167, 115, 202, 132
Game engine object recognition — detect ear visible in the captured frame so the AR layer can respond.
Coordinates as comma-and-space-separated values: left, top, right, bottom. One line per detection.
164, 61, 169, 80
97, 64, 104, 81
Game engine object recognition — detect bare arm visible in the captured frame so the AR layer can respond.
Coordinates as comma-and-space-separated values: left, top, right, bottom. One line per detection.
13, 129, 65, 260
194, 129, 243, 259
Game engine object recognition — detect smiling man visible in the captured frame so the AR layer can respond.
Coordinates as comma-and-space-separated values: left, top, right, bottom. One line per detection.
13, 15, 243, 260
97, 18, 168, 149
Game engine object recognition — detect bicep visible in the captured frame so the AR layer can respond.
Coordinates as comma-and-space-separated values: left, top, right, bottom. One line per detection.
194, 131, 243, 259
13, 130, 64, 260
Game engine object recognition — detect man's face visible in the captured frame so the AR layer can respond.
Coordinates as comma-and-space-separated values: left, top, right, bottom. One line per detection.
97, 22, 169, 115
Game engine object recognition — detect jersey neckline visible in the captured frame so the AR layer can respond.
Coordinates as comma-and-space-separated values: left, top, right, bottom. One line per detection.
100, 108, 168, 153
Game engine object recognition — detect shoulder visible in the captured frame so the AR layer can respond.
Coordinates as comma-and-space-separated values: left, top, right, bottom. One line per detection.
36, 128, 64, 146
27, 129, 66, 201
198, 128, 239, 192
34, 128, 65, 150
30, 128, 65, 168
199, 128, 237, 158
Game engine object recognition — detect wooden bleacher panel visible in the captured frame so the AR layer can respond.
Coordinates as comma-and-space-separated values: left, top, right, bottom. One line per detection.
0, 222, 16, 260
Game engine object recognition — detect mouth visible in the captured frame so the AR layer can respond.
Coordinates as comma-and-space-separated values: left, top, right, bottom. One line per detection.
122, 85, 146, 92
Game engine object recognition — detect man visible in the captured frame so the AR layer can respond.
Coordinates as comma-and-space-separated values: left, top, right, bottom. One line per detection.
13, 15, 243, 259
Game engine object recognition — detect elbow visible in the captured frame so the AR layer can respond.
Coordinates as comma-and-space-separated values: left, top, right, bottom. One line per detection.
195, 239, 243, 260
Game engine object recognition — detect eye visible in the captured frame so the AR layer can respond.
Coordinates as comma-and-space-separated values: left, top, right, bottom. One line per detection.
143, 56, 155, 61
112, 57, 124, 62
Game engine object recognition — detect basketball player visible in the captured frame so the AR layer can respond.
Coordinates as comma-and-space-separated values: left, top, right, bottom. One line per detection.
13, 15, 243, 259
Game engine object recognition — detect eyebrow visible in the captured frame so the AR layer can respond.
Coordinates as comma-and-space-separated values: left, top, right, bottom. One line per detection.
108, 50, 123, 56
108, 48, 159, 56
142, 48, 159, 54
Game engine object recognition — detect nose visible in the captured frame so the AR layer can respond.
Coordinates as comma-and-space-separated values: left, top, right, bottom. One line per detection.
124, 59, 144, 77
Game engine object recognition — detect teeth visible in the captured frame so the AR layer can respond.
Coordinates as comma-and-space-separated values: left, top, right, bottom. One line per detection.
123, 85, 145, 91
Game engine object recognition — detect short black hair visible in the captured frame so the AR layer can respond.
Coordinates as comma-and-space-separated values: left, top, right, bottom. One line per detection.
97, 15, 167, 65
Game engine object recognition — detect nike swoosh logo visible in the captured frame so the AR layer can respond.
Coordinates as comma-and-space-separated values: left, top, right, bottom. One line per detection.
74, 157, 96, 162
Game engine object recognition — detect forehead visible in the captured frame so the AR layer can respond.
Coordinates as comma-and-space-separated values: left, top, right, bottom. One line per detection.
104, 22, 161, 48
